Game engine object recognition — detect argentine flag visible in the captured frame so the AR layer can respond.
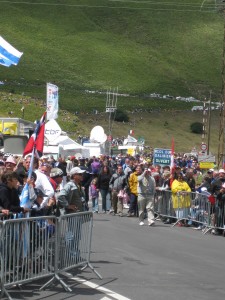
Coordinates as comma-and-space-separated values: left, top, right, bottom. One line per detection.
0, 36, 23, 67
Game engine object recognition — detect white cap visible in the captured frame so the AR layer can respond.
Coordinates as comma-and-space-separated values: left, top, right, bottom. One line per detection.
219, 169, 225, 173
70, 167, 85, 176
41, 155, 49, 160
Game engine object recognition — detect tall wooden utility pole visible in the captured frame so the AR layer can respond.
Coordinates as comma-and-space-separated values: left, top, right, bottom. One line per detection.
218, 19, 225, 168
202, 98, 208, 151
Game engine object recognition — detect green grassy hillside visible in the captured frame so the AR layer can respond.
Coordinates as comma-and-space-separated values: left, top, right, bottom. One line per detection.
0, 92, 221, 156
0, 0, 224, 155
0, 1, 224, 102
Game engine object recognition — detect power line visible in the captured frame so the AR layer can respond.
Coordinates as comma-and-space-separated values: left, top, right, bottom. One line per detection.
0, 0, 218, 13
110, 0, 216, 8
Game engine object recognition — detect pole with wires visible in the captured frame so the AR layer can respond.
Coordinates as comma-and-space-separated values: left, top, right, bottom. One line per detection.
106, 88, 118, 155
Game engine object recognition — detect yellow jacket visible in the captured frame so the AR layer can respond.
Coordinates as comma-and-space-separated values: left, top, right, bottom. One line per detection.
171, 179, 191, 209
129, 172, 138, 196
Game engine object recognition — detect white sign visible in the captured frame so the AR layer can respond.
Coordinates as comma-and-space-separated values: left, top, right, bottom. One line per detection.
45, 119, 62, 142
198, 154, 216, 163
47, 83, 59, 120
106, 107, 116, 113
201, 143, 207, 151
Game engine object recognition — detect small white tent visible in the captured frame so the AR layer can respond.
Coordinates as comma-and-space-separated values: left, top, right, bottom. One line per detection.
43, 120, 89, 158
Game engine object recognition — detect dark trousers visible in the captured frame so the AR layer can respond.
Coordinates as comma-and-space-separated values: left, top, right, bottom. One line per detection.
129, 193, 138, 216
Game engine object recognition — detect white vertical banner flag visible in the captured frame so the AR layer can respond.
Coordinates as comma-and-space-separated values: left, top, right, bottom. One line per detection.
46, 83, 59, 120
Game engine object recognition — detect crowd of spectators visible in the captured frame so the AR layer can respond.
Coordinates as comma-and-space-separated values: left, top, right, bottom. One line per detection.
0, 151, 224, 236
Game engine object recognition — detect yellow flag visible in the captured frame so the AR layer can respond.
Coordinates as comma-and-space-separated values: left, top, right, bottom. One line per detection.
2, 122, 17, 135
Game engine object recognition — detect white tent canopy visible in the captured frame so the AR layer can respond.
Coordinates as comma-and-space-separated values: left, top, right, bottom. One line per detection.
44, 120, 90, 158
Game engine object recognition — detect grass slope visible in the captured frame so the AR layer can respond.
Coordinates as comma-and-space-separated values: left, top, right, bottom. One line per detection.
0, 92, 221, 156
0, 0, 223, 155
0, 1, 224, 101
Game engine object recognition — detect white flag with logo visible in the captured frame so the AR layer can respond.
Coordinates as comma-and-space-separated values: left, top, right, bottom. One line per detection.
46, 83, 59, 120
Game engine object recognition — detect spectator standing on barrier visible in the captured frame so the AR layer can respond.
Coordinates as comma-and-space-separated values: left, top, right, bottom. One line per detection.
109, 165, 127, 216
171, 173, 191, 225
89, 178, 99, 213
57, 167, 86, 214
97, 165, 112, 213
127, 164, 142, 217
137, 168, 156, 226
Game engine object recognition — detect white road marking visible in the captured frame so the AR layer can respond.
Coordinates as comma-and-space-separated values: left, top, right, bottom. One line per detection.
63, 272, 132, 300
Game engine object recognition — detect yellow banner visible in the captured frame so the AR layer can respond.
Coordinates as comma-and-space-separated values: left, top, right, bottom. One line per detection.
0, 122, 17, 135
199, 162, 215, 169
127, 148, 135, 156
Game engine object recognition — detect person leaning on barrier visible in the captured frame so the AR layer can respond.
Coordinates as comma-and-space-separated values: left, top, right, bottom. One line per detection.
215, 182, 225, 232
57, 167, 86, 214
0, 171, 29, 215
32, 157, 55, 209
155, 171, 172, 224
171, 173, 191, 225
209, 169, 225, 235
30, 188, 55, 217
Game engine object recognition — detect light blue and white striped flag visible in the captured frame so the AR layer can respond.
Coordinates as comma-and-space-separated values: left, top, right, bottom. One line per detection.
0, 36, 23, 67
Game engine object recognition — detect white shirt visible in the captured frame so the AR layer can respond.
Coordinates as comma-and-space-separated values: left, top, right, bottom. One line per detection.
34, 169, 54, 208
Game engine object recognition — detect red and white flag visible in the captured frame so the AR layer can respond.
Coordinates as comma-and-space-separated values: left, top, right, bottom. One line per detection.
129, 129, 134, 135
23, 112, 46, 158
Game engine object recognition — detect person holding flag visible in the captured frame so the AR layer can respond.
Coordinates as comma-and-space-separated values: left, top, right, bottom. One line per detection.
20, 112, 54, 210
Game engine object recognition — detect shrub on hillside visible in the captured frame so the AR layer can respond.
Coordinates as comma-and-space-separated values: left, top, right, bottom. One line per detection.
190, 122, 203, 134
114, 109, 129, 123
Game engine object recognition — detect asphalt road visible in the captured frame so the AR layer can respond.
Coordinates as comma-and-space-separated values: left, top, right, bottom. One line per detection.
4, 209, 225, 300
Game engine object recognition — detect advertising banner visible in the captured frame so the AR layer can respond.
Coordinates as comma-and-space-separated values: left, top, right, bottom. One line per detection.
47, 83, 58, 120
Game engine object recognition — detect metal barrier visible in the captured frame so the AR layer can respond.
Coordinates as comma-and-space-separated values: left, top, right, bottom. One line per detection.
154, 190, 213, 230
202, 196, 225, 235
154, 190, 174, 219
41, 212, 102, 291
0, 212, 102, 300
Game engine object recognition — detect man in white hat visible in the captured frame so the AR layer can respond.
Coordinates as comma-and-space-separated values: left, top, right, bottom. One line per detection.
57, 167, 86, 214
